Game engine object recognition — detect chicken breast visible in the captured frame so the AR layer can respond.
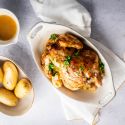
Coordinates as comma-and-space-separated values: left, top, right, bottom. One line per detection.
41, 33, 104, 91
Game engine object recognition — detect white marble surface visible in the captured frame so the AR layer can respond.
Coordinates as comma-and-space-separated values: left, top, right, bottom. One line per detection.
0, 0, 125, 125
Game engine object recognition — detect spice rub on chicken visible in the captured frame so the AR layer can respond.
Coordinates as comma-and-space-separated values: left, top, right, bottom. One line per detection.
41, 33, 104, 91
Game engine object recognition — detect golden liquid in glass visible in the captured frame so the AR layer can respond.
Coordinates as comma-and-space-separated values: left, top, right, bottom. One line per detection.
0, 15, 17, 41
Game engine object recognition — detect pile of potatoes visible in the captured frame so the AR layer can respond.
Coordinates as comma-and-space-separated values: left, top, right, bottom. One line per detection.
0, 61, 32, 107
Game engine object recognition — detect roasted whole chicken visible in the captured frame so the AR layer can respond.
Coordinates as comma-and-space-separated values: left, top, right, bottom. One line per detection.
41, 33, 104, 91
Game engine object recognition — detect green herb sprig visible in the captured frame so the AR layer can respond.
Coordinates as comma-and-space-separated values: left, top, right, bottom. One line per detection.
48, 62, 57, 76
80, 65, 84, 71
49, 34, 58, 41
64, 56, 72, 66
99, 61, 104, 73
49, 62, 54, 71
74, 50, 79, 57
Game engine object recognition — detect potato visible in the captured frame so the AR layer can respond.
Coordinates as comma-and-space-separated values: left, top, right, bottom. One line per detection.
3, 61, 18, 90
14, 78, 32, 98
0, 67, 3, 84
0, 88, 18, 106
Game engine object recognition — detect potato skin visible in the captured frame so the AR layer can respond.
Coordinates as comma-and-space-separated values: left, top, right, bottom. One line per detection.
0, 67, 3, 84
14, 78, 32, 98
3, 61, 18, 90
0, 88, 18, 106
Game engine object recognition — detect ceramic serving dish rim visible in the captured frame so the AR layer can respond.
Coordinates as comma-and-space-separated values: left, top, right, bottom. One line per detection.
27, 22, 116, 108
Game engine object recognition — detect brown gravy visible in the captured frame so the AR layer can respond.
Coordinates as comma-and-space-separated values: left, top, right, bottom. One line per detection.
0, 15, 17, 41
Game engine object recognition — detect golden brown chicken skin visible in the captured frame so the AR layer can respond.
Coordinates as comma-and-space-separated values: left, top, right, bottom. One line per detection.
41, 33, 104, 91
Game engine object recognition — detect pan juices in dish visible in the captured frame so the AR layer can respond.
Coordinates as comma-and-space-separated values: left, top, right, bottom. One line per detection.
41, 33, 104, 92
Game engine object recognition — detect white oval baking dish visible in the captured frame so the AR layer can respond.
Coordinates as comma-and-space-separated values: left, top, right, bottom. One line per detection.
27, 22, 115, 108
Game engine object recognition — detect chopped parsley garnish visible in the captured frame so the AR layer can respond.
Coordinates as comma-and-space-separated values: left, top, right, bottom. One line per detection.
64, 60, 70, 65
49, 62, 54, 71
99, 61, 104, 73
64, 56, 72, 66
48, 62, 57, 76
49, 34, 58, 41
66, 55, 71, 60
74, 50, 79, 56
80, 66, 84, 71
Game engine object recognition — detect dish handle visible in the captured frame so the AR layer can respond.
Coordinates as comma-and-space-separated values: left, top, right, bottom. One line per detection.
99, 90, 116, 107
27, 21, 56, 43
27, 22, 45, 44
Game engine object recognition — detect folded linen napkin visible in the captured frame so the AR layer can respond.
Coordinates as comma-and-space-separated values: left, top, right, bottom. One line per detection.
30, 0, 125, 124
30, 0, 91, 37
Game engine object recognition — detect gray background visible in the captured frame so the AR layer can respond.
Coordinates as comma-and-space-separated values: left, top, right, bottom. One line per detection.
0, 0, 125, 125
